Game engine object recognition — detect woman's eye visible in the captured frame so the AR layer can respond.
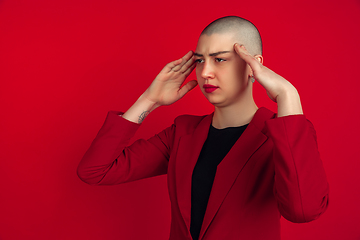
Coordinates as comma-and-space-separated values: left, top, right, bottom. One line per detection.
215, 58, 225, 62
195, 59, 204, 63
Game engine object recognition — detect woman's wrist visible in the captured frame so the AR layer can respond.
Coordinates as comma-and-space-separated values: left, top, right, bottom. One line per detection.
276, 88, 303, 117
122, 93, 159, 124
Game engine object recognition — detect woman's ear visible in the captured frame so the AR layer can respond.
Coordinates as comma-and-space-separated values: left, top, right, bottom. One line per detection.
254, 55, 263, 64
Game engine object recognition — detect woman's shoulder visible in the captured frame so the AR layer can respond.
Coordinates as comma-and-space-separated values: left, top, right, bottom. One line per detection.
173, 113, 212, 134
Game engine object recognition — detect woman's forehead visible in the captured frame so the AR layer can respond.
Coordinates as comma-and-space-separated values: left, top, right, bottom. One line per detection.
195, 33, 238, 54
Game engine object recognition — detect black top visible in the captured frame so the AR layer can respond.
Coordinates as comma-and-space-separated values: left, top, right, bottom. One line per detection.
190, 123, 248, 240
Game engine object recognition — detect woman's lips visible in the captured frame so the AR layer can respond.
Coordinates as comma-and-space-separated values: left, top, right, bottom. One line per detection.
203, 84, 219, 93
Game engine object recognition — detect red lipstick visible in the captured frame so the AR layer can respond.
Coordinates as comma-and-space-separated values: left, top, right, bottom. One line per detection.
203, 84, 219, 93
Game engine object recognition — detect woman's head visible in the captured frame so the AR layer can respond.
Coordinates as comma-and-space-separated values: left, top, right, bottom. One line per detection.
194, 16, 263, 108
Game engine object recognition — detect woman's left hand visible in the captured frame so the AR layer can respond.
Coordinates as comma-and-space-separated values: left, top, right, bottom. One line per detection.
234, 43, 303, 117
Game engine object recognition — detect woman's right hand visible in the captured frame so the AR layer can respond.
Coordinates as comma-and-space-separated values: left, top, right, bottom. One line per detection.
122, 51, 197, 124
143, 51, 198, 108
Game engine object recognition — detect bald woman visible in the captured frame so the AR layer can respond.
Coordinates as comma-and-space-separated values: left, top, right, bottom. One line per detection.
78, 16, 329, 240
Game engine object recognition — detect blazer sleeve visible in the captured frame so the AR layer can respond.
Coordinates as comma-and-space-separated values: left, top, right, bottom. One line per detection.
77, 111, 173, 185
265, 114, 329, 223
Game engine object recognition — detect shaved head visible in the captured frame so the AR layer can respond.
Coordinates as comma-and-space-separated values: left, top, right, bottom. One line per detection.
201, 16, 262, 56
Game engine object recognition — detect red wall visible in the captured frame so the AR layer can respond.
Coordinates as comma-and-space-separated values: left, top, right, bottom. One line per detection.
1, 0, 359, 239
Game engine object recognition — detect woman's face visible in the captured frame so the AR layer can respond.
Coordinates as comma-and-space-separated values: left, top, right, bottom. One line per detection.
194, 33, 251, 108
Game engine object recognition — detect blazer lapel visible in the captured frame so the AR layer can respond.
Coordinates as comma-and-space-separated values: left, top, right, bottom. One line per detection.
175, 114, 213, 231
199, 107, 275, 239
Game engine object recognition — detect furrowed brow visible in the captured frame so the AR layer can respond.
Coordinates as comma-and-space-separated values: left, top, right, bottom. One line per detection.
209, 51, 231, 56
194, 51, 231, 57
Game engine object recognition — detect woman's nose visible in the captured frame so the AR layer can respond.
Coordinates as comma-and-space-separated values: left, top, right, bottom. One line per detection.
201, 61, 214, 79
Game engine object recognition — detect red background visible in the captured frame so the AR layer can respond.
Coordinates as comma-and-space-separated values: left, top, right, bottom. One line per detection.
1, 0, 360, 239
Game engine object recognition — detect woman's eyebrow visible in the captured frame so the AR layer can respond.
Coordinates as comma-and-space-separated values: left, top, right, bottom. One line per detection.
194, 51, 231, 57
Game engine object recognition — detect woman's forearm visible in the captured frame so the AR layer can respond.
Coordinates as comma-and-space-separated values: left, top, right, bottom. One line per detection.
121, 92, 159, 124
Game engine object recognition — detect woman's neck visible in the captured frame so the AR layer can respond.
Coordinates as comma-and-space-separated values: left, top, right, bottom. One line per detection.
212, 99, 258, 129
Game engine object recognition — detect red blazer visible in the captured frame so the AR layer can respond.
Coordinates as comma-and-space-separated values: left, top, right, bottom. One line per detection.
78, 107, 329, 240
